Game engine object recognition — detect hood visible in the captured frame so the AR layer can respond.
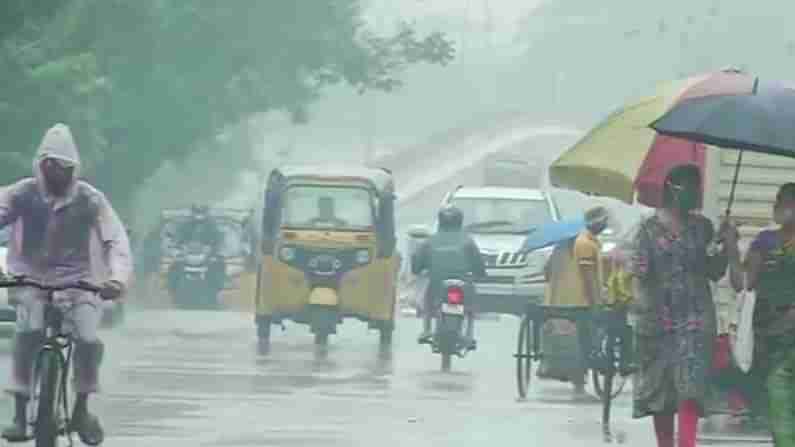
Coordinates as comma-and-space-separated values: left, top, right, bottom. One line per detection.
33, 123, 82, 199
470, 233, 527, 254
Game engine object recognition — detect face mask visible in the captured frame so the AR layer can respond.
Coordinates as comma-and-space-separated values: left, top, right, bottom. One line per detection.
589, 221, 608, 235
774, 207, 795, 224
41, 159, 74, 197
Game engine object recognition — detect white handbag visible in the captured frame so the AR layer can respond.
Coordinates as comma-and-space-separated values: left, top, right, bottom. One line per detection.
731, 282, 756, 374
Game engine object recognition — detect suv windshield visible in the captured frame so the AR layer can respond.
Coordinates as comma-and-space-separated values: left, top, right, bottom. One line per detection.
451, 197, 552, 233
282, 186, 374, 230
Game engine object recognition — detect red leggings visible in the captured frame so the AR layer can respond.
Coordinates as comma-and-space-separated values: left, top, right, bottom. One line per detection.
653, 399, 699, 447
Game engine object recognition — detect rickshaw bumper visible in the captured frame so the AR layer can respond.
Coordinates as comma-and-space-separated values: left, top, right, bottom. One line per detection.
308, 287, 339, 306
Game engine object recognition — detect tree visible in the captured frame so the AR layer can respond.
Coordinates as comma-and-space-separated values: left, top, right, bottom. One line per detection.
0, 0, 454, 214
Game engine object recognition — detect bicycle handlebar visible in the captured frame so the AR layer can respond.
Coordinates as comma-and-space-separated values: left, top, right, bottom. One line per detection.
0, 276, 103, 296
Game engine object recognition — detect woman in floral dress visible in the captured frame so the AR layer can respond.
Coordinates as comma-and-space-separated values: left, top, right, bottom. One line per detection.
631, 165, 731, 447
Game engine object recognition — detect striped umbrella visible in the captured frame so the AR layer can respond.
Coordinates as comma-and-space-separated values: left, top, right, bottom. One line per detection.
550, 68, 755, 207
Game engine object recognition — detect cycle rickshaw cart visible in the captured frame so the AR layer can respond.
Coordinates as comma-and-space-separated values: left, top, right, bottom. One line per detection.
514, 302, 635, 442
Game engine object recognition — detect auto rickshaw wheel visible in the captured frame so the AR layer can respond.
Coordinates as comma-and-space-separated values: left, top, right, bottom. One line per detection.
379, 327, 393, 346
441, 352, 452, 372
314, 332, 329, 346
256, 315, 272, 354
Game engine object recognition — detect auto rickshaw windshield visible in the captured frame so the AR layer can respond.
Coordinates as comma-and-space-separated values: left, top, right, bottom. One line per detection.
281, 185, 375, 230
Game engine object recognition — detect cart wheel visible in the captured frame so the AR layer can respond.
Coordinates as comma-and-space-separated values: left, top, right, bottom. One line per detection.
515, 314, 533, 399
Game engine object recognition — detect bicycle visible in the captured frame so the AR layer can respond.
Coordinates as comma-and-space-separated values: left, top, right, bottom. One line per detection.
589, 307, 634, 443
0, 276, 105, 447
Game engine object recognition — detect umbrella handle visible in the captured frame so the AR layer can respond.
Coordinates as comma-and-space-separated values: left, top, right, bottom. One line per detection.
726, 150, 744, 215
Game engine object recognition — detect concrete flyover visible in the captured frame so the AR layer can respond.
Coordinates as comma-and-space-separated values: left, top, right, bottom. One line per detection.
371, 115, 582, 230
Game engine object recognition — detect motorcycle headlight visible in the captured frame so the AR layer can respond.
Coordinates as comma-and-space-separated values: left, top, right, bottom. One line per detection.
356, 249, 370, 264
280, 246, 296, 262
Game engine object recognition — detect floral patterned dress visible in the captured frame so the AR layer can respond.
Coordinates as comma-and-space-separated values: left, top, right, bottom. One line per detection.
750, 230, 795, 371
631, 213, 727, 418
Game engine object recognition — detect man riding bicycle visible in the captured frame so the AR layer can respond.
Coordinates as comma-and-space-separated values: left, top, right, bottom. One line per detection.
0, 124, 132, 445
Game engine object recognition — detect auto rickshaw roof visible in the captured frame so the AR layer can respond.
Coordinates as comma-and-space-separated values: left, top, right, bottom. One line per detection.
275, 164, 394, 193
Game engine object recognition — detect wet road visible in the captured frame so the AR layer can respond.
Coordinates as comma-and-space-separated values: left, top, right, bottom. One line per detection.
0, 309, 663, 447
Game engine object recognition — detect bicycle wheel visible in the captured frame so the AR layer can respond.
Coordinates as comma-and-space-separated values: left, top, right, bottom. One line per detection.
515, 314, 533, 399
34, 350, 62, 447
591, 334, 628, 400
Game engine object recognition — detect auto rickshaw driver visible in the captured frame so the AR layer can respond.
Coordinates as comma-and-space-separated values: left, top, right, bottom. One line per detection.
308, 196, 347, 228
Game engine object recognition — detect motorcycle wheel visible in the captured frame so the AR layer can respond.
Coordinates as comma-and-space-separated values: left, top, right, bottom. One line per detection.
173, 279, 196, 309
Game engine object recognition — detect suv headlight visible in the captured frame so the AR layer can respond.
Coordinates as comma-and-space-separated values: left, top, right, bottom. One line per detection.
516, 247, 553, 284
527, 253, 543, 274
526, 247, 553, 275
356, 249, 370, 264
280, 246, 296, 262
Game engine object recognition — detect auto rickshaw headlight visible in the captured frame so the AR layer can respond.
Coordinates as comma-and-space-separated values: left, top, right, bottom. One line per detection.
280, 246, 296, 262
356, 249, 370, 264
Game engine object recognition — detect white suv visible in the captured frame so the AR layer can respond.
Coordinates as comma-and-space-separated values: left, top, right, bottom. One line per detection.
438, 186, 561, 316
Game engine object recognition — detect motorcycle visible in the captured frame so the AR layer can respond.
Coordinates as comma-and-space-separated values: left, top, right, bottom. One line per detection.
171, 241, 221, 309
421, 278, 474, 372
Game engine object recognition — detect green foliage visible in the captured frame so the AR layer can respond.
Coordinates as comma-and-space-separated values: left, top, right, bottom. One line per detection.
0, 0, 454, 214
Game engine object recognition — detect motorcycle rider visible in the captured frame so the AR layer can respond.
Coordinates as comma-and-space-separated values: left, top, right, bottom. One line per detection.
174, 204, 222, 250
0, 124, 131, 445
412, 206, 486, 349
168, 204, 226, 300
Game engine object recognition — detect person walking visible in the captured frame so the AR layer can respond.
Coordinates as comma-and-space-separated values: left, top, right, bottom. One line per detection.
630, 164, 732, 447
727, 182, 795, 446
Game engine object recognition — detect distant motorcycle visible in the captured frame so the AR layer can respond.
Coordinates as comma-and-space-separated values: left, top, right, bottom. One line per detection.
421, 278, 475, 372
171, 241, 222, 309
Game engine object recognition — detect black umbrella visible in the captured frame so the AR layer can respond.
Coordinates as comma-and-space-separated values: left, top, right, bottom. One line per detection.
650, 78, 795, 215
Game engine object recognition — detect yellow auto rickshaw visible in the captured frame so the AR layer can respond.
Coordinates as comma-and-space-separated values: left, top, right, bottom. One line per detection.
255, 165, 399, 350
